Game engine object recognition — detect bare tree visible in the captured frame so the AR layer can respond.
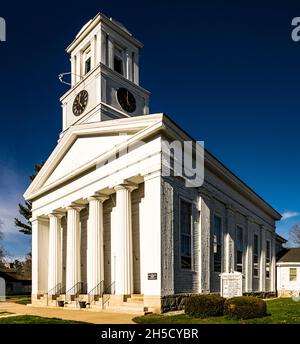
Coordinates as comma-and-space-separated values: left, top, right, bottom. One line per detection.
288, 222, 300, 247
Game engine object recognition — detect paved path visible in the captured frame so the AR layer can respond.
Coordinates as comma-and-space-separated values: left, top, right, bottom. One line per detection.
0, 302, 136, 324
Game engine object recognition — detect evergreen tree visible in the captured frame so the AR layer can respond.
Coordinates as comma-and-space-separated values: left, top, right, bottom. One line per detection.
14, 163, 44, 235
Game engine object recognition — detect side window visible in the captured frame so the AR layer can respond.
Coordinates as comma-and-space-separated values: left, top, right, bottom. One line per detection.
114, 45, 124, 75
253, 234, 259, 277
290, 268, 297, 282
180, 200, 192, 269
213, 215, 222, 272
266, 240, 271, 278
236, 226, 243, 273
83, 46, 91, 75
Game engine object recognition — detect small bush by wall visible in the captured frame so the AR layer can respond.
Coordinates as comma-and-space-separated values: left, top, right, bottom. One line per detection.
243, 291, 276, 299
185, 294, 225, 318
224, 296, 267, 319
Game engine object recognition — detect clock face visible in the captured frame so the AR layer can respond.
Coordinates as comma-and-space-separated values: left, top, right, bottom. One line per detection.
72, 90, 88, 116
117, 88, 136, 113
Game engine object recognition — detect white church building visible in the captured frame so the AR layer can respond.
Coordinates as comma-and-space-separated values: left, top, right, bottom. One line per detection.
24, 13, 281, 313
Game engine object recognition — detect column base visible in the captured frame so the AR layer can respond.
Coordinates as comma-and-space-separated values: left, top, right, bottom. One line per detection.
31, 294, 47, 306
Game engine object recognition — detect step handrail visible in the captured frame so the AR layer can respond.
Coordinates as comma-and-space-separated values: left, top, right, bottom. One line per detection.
102, 281, 115, 309
46, 283, 64, 306
87, 280, 104, 306
64, 281, 85, 305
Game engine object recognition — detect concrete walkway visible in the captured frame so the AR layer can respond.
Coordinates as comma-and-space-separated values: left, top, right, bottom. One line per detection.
0, 302, 136, 324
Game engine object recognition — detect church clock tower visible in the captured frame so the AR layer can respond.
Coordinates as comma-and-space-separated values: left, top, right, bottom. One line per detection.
60, 13, 150, 133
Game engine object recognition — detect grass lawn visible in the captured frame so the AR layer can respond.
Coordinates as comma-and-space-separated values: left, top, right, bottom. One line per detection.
0, 315, 88, 324
134, 298, 300, 324
5, 294, 31, 305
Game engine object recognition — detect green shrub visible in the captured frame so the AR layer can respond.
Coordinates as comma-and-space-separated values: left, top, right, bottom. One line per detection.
224, 296, 267, 319
185, 294, 225, 318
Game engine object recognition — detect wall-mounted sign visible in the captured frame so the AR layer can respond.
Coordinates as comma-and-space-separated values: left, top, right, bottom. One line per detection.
148, 273, 157, 280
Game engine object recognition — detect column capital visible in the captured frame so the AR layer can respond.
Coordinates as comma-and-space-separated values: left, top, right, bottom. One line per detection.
30, 215, 48, 223
66, 203, 86, 212
87, 193, 109, 203
48, 211, 65, 219
114, 182, 138, 193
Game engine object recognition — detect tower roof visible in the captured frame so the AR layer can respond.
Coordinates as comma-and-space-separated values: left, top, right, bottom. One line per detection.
67, 12, 143, 54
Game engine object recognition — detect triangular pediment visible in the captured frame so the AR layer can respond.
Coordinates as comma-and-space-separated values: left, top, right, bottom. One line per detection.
44, 133, 131, 187
24, 114, 164, 200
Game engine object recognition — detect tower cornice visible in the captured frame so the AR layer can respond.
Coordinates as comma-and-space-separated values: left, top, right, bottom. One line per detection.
66, 12, 143, 54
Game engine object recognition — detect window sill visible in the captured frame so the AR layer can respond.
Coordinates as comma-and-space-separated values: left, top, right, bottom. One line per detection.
179, 268, 197, 274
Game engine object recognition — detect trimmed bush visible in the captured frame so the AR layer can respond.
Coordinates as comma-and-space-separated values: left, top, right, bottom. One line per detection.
224, 296, 267, 319
185, 294, 225, 318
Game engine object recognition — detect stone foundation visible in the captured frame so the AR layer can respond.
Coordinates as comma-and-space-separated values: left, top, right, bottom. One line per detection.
161, 291, 277, 313
161, 293, 196, 313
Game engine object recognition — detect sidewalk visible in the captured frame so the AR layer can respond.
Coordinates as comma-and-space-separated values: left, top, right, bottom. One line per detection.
0, 302, 136, 324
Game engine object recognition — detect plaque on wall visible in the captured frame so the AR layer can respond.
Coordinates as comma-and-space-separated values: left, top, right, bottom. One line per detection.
148, 273, 158, 280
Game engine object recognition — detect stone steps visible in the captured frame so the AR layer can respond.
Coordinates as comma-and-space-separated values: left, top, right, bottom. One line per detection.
125, 294, 144, 303
126, 298, 143, 303
32, 293, 149, 315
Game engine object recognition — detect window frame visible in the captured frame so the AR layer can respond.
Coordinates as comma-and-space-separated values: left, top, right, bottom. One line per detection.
213, 214, 223, 273
82, 45, 92, 75
235, 225, 244, 273
113, 44, 125, 76
253, 233, 259, 278
266, 240, 271, 279
290, 267, 297, 282
179, 197, 194, 271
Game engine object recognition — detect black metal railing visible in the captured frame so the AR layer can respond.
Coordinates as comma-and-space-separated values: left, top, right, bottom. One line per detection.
87, 280, 104, 306
64, 282, 86, 306
46, 283, 65, 306
102, 281, 115, 309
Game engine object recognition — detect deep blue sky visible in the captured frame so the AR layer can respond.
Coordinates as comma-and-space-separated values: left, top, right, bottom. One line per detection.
1, 0, 300, 257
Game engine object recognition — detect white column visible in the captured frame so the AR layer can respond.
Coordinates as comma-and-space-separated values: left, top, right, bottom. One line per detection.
91, 35, 97, 69
126, 49, 133, 81
199, 193, 211, 293
66, 205, 83, 292
31, 216, 49, 296
225, 205, 235, 273
114, 183, 137, 295
107, 35, 114, 69
100, 30, 107, 65
246, 218, 253, 292
71, 55, 76, 86
75, 52, 81, 84
133, 52, 139, 84
271, 234, 276, 291
48, 212, 64, 294
87, 194, 108, 293
243, 216, 249, 292
260, 226, 266, 291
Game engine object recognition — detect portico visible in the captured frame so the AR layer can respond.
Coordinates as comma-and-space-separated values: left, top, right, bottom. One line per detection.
30, 173, 160, 312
